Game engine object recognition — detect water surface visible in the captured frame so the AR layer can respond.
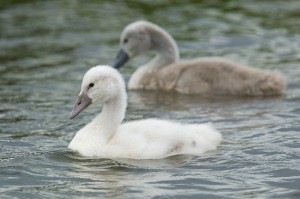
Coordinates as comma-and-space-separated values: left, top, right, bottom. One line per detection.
1, 1, 300, 198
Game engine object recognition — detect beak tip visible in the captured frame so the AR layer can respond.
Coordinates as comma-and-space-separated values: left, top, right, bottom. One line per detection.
69, 112, 74, 120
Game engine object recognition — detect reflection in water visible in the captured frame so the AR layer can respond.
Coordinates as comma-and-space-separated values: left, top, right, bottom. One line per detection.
64, 152, 192, 198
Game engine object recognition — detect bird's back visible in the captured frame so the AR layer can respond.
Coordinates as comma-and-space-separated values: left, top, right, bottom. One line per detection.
116, 119, 221, 159
159, 57, 286, 96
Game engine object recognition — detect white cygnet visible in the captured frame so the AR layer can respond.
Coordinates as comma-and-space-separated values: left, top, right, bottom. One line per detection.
69, 65, 222, 159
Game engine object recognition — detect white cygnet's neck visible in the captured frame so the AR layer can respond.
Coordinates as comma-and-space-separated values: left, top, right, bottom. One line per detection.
90, 90, 127, 142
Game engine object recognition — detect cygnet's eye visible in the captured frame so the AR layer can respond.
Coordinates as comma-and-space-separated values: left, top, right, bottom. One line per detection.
123, 38, 128, 44
89, 83, 94, 88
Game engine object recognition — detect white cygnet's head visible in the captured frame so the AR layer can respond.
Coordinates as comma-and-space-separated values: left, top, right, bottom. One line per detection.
70, 65, 125, 119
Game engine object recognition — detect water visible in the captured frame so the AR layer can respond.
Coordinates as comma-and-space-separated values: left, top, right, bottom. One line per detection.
1, 0, 300, 198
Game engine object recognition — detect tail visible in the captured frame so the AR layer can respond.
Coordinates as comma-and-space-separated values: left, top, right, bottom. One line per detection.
260, 70, 286, 96
187, 123, 222, 148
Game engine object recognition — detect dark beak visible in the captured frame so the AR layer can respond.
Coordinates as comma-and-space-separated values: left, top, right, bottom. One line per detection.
112, 49, 129, 69
70, 91, 92, 119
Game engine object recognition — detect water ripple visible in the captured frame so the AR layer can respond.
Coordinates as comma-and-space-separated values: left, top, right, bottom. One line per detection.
1, 0, 300, 198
